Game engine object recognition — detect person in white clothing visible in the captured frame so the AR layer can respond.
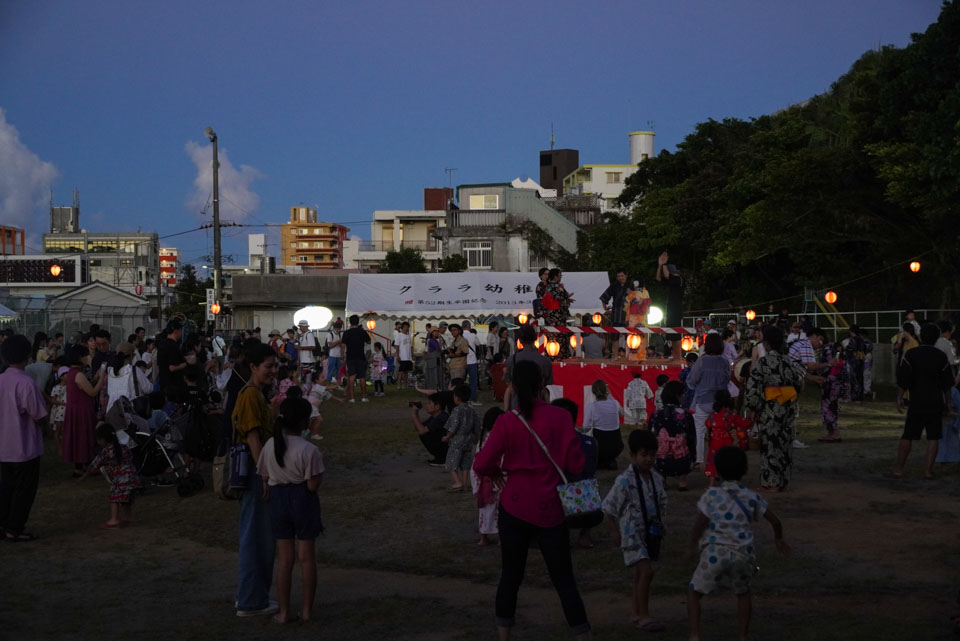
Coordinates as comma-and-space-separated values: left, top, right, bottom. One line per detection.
394, 322, 413, 389
461, 320, 480, 404
295, 320, 317, 374
584, 379, 624, 469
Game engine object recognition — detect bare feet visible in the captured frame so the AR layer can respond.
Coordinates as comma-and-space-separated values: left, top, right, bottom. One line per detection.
273, 613, 300, 624
300, 609, 312, 622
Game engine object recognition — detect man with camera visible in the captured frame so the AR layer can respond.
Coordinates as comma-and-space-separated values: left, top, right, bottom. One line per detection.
410, 394, 449, 466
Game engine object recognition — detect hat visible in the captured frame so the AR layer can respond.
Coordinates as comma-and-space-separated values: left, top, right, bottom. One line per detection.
438, 321, 449, 328
117, 342, 135, 356
57, 366, 70, 378
727, 319, 737, 325
298, 319, 309, 327
269, 329, 281, 337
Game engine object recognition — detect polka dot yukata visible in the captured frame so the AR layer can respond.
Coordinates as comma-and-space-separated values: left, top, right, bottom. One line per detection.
689, 482, 767, 595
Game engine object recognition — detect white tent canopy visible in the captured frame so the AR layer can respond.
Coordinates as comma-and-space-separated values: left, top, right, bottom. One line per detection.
346, 272, 611, 319
0, 303, 18, 319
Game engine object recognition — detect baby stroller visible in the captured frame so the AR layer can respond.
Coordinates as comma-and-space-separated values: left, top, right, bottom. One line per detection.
132, 408, 205, 497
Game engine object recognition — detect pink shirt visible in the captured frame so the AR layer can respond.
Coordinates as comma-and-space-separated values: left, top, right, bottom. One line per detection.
474, 401, 584, 528
0, 368, 48, 462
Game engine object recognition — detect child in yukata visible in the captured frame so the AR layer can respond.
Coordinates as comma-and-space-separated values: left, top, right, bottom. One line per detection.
685, 446, 790, 641
653, 374, 669, 411
471, 407, 504, 545
623, 372, 654, 426
602, 429, 669, 633
442, 384, 480, 491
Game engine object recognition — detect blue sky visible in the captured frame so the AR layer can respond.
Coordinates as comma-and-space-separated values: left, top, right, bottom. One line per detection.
0, 0, 944, 266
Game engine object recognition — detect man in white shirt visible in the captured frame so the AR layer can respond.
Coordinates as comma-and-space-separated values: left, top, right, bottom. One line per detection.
296, 319, 317, 374
461, 320, 480, 405
438, 321, 453, 349
936, 320, 957, 369
484, 320, 499, 385
394, 322, 413, 389
785, 323, 808, 345
211, 330, 226, 363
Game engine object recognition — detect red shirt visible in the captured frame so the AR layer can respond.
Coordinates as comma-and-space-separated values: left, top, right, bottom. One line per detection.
474, 401, 584, 528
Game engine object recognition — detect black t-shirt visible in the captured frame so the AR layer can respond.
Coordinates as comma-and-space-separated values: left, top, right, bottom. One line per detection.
341, 326, 371, 361
897, 345, 953, 412
157, 337, 185, 389
435, 391, 455, 413
423, 411, 449, 432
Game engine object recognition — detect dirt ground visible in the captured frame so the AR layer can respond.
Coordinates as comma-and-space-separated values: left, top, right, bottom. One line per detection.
2, 385, 959, 641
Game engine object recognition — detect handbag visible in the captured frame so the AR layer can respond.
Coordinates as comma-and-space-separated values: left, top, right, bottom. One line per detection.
512, 410, 603, 527
634, 466, 664, 561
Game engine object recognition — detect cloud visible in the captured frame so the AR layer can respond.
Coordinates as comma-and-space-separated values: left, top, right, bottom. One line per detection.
0, 107, 59, 235
185, 141, 263, 222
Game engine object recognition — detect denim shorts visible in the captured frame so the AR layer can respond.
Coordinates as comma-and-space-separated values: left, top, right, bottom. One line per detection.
270, 483, 323, 540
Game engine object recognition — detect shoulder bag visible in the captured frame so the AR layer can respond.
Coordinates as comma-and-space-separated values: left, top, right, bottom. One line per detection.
213, 383, 254, 499
633, 466, 664, 560
512, 409, 603, 529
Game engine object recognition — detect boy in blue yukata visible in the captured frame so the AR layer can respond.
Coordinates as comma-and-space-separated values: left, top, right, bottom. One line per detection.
685, 446, 790, 641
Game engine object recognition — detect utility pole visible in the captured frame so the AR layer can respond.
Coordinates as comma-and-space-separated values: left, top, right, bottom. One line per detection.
205, 126, 221, 330
155, 238, 163, 329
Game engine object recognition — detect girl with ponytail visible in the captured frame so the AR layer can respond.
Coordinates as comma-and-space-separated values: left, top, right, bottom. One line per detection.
256, 386, 324, 624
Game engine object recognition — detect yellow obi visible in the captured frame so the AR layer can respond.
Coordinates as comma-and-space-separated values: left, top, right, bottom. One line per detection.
764, 386, 798, 404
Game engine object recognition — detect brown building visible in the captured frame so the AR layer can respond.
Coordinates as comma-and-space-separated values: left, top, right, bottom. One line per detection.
280, 206, 349, 268
1, 225, 26, 255
423, 187, 454, 210
539, 148, 579, 194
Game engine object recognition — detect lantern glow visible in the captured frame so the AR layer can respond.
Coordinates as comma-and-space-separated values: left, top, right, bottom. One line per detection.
516, 339, 523, 351
210, 303, 221, 315
50, 264, 61, 277
745, 309, 756, 322
626, 333, 642, 350
517, 313, 529, 325
569, 334, 579, 349
546, 340, 560, 357
591, 313, 603, 325
909, 261, 921, 273
365, 319, 376, 331
681, 336, 695, 352
824, 291, 838, 305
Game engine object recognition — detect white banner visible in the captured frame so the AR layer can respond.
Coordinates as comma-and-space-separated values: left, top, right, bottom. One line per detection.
205, 288, 215, 321
346, 272, 611, 317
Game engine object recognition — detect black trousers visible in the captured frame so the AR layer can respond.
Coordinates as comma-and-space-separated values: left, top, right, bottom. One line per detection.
0, 457, 41, 535
495, 505, 590, 634
594, 429, 624, 468
419, 429, 449, 461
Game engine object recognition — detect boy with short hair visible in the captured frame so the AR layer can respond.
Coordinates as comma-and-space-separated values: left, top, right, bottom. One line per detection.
686, 446, 790, 641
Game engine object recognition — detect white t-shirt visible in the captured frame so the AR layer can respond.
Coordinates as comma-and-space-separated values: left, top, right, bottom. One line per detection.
212, 335, 226, 357
440, 330, 453, 348
463, 331, 478, 365
583, 398, 623, 432
327, 330, 342, 358
485, 331, 498, 359
298, 330, 316, 364
140, 350, 154, 366
394, 332, 412, 361
257, 435, 325, 486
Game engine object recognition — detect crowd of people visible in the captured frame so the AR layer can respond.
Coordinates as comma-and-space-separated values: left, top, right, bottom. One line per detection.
0, 299, 957, 637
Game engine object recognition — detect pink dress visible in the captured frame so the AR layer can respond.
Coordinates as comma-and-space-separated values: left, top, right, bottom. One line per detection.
62, 367, 97, 464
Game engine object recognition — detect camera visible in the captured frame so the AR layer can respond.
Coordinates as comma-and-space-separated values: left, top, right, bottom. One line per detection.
409, 401, 422, 409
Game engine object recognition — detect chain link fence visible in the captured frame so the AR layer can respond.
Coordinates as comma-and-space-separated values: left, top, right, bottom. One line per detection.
0, 294, 159, 340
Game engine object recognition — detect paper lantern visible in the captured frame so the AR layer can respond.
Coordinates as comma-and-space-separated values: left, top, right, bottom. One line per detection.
210, 303, 221, 315
569, 334, 579, 349
591, 313, 603, 325
545, 340, 560, 357
50, 264, 62, 277
626, 333, 642, 350
516, 338, 523, 351
681, 336, 694, 351
517, 313, 528, 325
909, 261, 921, 273
745, 309, 756, 321
365, 319, 376, 331
824, 291, 838, 304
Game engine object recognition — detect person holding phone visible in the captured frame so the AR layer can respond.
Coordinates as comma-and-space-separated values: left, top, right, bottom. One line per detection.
410, 394, 449, 465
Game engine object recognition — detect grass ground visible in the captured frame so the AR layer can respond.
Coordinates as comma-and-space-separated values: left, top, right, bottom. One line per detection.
2, 383, 959, 640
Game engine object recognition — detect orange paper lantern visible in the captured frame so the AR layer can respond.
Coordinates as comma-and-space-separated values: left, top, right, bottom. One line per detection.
545, 340, 560, 357
591, 313, 603, 325
681, 336, 694, 352
626, 333, 642, 350
517, 313, 529, 325
50, 264, 62, 277
824, 291, 838, 304
210, 303, 221, 315
569, 334, 579, 349
745, 309, 756, 321
516, 338, 523, 351
909, 261, 921, 273
365, 319, 376, 331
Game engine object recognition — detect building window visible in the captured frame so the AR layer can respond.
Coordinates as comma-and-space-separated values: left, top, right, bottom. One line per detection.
462, 240, 492, 268
468, 194, 499, 210
582, 168, 592, 181
313, 242, 321, 248
290, 242, 296, 248
299, 242, 309, 248
606, 172, 622, 184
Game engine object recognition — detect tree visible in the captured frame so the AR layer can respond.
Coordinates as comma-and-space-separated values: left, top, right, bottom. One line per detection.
439, 253, 468, 272
165, 264, 213, 326
379, 247, 427, 273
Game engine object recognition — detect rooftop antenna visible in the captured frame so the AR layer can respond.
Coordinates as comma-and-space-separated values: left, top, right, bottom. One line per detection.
646, 120, 655, 131
550, 123, 555, 150
444, 167, 457, 188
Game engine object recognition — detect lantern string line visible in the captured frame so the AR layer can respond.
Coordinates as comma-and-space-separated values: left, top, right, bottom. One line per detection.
682, 249, 935, 315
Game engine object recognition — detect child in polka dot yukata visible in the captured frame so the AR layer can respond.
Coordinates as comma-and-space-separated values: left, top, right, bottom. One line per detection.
685, 446, 790, 641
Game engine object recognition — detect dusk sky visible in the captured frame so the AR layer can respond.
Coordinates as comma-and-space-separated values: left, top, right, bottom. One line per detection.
0, 1, 944, 267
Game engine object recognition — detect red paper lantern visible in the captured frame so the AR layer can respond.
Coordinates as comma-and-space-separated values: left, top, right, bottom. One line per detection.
824, 291, 838, 304
626, 333, 642, 350
546, 340, 560, 357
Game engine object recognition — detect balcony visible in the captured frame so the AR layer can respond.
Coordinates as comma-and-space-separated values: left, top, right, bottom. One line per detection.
400, 239, 439, 252
358, 240, 394, 252
450, 210, 506, 227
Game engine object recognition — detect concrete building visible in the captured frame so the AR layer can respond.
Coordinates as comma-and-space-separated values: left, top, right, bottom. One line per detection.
437, 183, 578, 272
539, 148, 579, 194
562, 131, 655, 212
230, 272, 349, 332
42, 230, 160, 289
280, 206, 349, 268
0, 225, 26, 255
353, 209, 446, 271
159, 248, 179, 287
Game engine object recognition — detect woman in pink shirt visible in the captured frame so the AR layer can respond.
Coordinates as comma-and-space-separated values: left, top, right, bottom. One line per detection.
474, 360, 591, 640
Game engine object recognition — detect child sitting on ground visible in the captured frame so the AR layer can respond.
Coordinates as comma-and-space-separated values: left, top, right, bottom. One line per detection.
623, 372, 654, 427
441, 384, 480, 492
77, 422, 141, 528
471, 407, 504, 545
653, 374, 670, 411
686, 446, 790, 641
602, 429, 669, 633
704, 390, 752, 485
257, 389, 325, 624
